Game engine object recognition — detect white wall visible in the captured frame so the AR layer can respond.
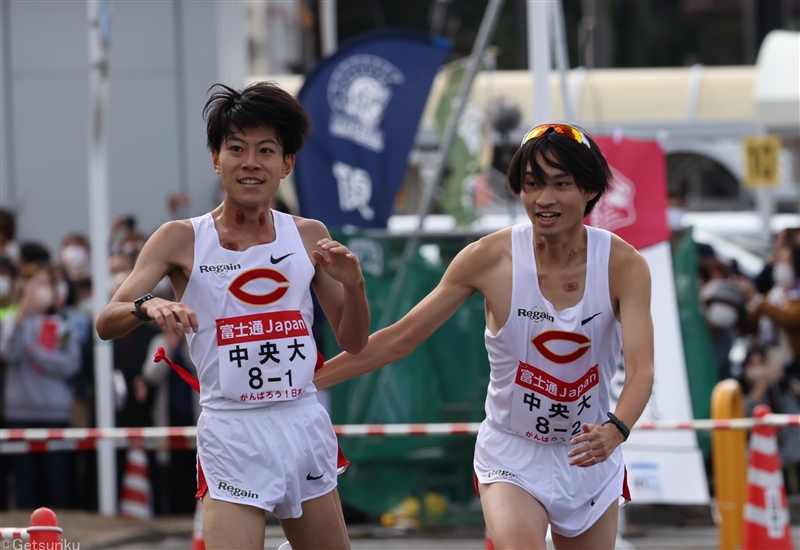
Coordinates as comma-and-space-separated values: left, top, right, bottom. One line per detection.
2, 0, 248, 252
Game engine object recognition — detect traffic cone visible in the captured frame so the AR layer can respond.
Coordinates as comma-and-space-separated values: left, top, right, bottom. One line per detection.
191, 500, 205, 550
743, 404, 794, 549
28, 507, 62, 550
120, 443, 152, 519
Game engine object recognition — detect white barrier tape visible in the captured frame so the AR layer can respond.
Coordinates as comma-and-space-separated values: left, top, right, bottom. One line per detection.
334, 422, 481, 436
1, 414, 798, 454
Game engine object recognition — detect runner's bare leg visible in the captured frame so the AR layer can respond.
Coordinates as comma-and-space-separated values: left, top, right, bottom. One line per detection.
279, 487, 350, 550
480, 481, 550, 550
202, 492, 266, 550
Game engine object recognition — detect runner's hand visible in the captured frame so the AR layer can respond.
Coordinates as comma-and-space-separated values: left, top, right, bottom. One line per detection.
141, 298, 199, 337
313, 238, 364, 287
567, 423, 624, 467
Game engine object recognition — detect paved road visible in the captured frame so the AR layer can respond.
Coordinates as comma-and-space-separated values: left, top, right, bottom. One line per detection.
108, 524, 800, 549
111, 524, 800, 549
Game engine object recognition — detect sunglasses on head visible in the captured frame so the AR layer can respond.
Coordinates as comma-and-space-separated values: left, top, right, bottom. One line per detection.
520, 124, 591, 149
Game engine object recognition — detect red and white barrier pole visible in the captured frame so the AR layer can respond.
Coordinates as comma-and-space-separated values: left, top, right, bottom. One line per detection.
0, 508, 62, 549
1, 415, 799, 454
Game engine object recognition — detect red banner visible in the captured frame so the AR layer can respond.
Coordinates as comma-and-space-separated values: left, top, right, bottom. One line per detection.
587, 137, 670, 251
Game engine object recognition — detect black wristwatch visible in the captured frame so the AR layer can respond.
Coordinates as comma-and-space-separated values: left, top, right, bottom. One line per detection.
131, 294, 155, 321
603, 412, 630, 441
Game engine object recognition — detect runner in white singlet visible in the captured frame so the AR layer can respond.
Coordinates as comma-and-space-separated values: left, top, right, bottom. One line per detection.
316, 124, 654, 549
97, 82, 369, 550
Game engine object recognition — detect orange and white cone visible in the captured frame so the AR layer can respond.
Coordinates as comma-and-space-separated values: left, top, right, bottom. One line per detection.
191, 500, 205, 550
743, 404, 794, 550
120, 444, 152, 519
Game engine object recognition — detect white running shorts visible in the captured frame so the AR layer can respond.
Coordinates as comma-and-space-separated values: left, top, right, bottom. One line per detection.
197, 394, 338, 519
474, 419, 629, 537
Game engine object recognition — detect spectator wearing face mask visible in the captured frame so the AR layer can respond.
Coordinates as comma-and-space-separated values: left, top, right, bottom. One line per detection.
0, 264, 81, 509
58, 234, 91, 283
738, 246, 800, 368
701, 275, 746, 381
737, 245, 800, 491
753, 228, 800, 295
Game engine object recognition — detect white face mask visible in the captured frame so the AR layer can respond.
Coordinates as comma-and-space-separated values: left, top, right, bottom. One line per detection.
667, 206, 685, 230
706, 302, 738, 329
0, 276, 11, 299
61, 245, 88, 269
30, 285, 55, 312
773, 263, 795, 288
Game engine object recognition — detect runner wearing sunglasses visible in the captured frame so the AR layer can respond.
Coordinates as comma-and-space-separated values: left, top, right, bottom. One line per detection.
315, 124, 654, 549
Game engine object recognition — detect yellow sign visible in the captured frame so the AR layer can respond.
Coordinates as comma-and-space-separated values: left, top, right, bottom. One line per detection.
743, 136, 781, 188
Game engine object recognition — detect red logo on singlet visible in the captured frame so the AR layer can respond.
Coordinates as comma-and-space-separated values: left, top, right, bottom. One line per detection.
532, 330, 591, 364
228, 268, 289, 306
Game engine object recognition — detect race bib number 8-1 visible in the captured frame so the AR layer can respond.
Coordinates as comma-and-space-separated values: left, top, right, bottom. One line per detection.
216, 310, 315, 403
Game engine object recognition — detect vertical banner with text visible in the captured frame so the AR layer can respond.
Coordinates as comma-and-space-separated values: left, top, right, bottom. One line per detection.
295, 30, 451, 228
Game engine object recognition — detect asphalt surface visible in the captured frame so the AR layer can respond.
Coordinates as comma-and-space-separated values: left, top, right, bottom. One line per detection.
3, 509, 799, 549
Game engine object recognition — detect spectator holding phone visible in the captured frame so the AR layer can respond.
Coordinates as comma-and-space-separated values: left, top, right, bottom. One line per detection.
0, 264, 81, 508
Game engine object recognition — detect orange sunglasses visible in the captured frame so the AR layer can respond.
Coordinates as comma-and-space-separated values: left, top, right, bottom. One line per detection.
520, 124, 591, 149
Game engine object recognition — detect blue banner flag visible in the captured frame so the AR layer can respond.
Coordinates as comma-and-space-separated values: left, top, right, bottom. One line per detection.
295, 30, 451, 228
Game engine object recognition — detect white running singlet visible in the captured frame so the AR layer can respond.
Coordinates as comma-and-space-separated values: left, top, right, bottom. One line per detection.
484, 223, 622, 443
183, 211, 318, 410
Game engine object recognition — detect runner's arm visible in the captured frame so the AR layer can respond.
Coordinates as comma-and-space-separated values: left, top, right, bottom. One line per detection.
314, 242, 482, 390
613, 248, 655, 431
96, 221, 197, 340
299, 219, 370, 354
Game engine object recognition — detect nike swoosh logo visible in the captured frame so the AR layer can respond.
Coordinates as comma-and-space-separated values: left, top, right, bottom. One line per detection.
306, 472, 324, 481
270, 253, 295, 264
591, 499, 596, 506
581, 312, 602, 326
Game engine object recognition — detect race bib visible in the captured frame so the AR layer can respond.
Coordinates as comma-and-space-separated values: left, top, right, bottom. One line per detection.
216, 310, 315, 403
510, 361, 599, 443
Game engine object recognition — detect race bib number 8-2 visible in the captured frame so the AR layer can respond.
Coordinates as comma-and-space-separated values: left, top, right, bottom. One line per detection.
510, 361, 599, 443
216, 310, 315, 403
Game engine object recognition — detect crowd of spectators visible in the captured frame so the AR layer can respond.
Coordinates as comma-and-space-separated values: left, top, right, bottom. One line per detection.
0, 206, 199, 514
697, 227, 800, 493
